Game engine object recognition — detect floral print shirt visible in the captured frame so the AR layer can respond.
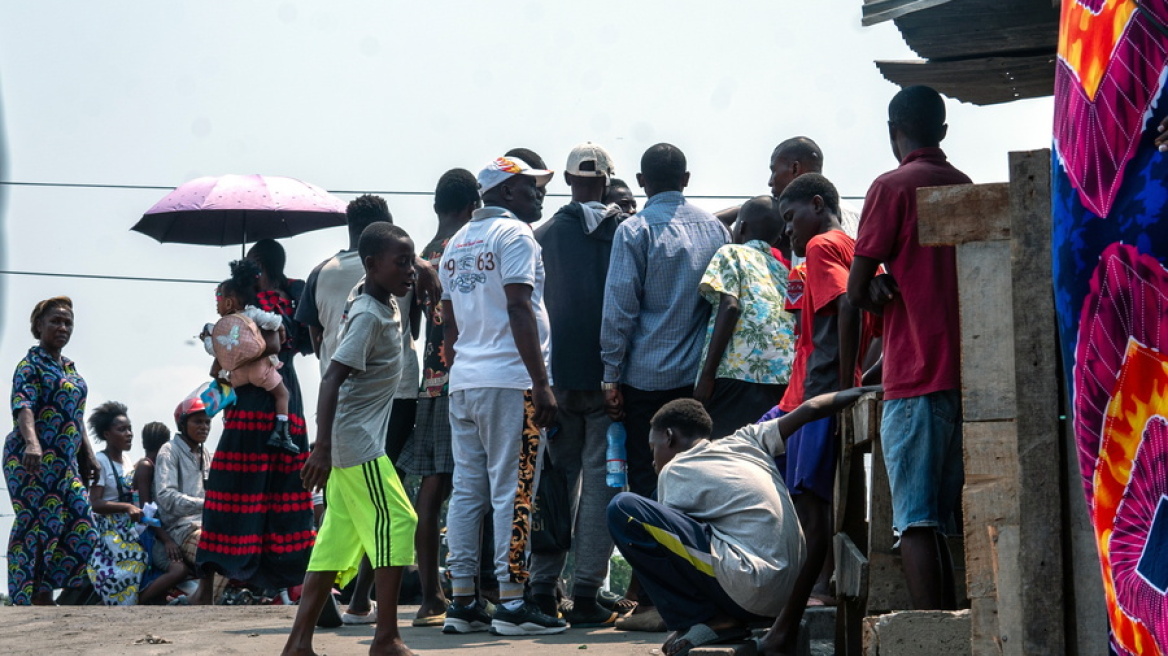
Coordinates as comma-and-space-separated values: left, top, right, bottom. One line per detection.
698, 240, 795, 384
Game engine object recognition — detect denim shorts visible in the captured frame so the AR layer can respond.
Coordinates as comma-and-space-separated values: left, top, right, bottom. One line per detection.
881, 390, 963, 537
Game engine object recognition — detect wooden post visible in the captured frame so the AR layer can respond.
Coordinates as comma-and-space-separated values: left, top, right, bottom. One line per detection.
1006, 150, 1064, 655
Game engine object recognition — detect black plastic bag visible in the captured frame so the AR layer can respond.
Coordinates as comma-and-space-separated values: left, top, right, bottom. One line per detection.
531, 446, 572, 554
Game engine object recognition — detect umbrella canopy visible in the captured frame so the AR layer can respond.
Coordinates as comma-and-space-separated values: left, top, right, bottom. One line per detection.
132, 174, 347, 246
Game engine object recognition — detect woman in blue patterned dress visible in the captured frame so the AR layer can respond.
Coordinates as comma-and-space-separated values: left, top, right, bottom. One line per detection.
4, 296, 100, 605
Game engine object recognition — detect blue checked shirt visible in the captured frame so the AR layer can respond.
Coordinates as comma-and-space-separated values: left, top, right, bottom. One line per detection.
601, 191, 730, 390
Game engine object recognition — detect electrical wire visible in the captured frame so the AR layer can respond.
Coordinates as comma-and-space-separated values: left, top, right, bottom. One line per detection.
0, 180, 865, 201
0, 270, 217, 284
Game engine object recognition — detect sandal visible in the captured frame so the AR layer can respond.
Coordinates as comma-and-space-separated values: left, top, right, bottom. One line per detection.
663, 623, 751, 656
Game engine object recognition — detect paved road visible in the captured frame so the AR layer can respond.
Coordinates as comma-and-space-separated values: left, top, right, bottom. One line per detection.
0, 604, 668, 655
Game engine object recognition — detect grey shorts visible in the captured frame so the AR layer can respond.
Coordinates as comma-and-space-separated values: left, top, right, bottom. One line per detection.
397, 395, 454, 477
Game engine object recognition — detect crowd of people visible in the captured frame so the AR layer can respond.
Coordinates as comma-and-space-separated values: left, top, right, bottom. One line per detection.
4, 84, 967, 656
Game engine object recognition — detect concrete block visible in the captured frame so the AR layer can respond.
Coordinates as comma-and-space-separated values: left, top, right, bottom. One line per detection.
802, 607, 835, 641
691, 640, 757, 656
862, 610, 971, 656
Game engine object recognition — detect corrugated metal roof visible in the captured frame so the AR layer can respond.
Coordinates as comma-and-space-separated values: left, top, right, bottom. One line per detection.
863, 0, 1059, 105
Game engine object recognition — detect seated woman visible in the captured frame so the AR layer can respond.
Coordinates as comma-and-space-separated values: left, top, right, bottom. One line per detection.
86, 401, 150, 605
133, 421, 189, 603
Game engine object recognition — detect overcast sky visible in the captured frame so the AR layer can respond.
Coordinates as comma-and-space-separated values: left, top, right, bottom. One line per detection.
0, 0, 1054, 593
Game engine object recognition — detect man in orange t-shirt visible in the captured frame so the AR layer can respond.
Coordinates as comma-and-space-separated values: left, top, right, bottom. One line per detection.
758, 173, 864, 656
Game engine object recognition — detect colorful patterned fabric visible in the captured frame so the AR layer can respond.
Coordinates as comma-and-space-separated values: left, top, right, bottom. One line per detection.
197, 286, 315, 589
3, 346, 97, 604
1054, 2, 1168, 653
698, 240, 795, 385
86, 452, 148, 605
87, 515, 148, 605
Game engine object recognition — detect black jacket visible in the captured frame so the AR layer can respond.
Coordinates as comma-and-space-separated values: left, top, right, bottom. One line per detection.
534, 202, 625, 391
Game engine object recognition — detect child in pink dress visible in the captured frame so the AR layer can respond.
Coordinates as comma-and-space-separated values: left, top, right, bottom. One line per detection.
204, 259, 298, 454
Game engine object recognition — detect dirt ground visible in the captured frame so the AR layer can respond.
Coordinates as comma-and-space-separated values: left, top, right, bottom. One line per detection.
0, 604, 667, 655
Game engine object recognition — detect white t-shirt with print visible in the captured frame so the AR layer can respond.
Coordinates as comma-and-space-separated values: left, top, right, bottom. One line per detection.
97, 451, 134, 503
440, 206, 552, 393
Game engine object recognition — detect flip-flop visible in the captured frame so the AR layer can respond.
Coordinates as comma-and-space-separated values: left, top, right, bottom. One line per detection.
342, 601, 377, 625
664, 623, 751, 656
412, 613, 447, 627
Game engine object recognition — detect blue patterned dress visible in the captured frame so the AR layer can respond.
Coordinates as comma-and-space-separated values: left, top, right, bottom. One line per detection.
3, 346, 97, 604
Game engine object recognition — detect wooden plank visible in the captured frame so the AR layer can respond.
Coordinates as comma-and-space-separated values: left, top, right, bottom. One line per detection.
892, 0, 1059, 60
918, 183, 1010, 246
957, 240, 1017, 421
836, 416, 870, 547
876, 55, 1056, 106
835, 532, 869, 599
970, 596, 1004, 656
869, 431, 896, 553
989, 525, 1024, 656
861, 0, 955, 26
852, 392, 882, 448
1007, 149, 1064, 655
962, 417, 1018, 602
963, 420, 1018, 481
962, 473, 1018, 599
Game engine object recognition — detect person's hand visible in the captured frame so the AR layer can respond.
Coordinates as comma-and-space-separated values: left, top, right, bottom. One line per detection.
125, 504, 144, 523
604, 386, 625, 421
21, 444, 43, 473
868, 273, 899, 307
693, 376, 715, 406
300, 446, 331, 493
163, 536, 183, 562
1157, 116, 1168, 152
81, 453, 101, 487
414, 257, 441, 308
530, 383, 558, 428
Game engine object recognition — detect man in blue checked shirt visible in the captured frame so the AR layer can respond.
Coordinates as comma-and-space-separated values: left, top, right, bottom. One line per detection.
600, 142, 730, 499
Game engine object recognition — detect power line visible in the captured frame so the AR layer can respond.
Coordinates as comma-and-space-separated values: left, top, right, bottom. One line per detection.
0, 180, 865, 201
0, 270, 217, 284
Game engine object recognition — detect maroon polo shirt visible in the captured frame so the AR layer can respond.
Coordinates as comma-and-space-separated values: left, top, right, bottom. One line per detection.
854, 147, 972, 399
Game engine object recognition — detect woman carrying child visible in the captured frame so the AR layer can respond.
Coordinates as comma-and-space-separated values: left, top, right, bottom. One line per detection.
198, 250, 315, 591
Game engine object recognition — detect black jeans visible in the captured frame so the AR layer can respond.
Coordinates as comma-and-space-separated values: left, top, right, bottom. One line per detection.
620, 384, 693, 498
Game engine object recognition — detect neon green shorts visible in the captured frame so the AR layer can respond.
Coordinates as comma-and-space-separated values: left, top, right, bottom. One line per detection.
308, 455, 418, 587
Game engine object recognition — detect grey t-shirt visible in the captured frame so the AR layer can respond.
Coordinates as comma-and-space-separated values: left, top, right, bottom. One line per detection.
657, 419, 805, 617
329, 293, 403, 468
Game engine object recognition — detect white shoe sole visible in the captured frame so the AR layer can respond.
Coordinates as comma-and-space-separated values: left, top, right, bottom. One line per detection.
490, 621, 567, 636
442, 618, 489, 634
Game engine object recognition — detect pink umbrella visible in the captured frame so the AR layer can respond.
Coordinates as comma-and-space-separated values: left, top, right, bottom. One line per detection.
131, 174, 347, 247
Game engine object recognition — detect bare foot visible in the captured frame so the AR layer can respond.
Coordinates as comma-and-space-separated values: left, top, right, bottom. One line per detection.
415, 596, 448, 619
281, 646, 320, 656
370, 635, 415, 656
756, 631, 794, 656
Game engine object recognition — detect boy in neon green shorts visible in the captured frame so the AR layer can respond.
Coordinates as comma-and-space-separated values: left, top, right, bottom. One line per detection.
283, 222, 419, 656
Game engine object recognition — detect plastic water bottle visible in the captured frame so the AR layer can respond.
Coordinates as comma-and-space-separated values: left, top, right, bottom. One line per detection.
139, 517, 161, 527
606, 422, 627, 488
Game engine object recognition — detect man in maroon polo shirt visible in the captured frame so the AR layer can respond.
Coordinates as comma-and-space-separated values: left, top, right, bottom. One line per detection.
847, 85, 971, 611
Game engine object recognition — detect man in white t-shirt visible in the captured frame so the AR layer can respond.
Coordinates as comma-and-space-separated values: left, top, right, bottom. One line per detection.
439, 155, 563, 637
